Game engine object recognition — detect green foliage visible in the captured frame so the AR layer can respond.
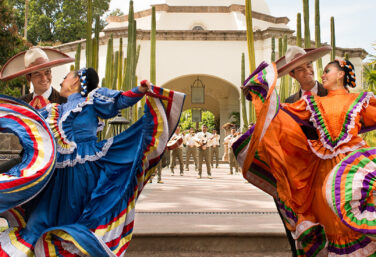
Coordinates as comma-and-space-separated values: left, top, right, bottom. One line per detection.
180, 109, 195, 131
361, 60, 376, 145
0, 81, 23, 97
0, 1, 28, 65
180, 110, 217, 132
362, 131, 376, 147
9, 0, 110, 44
0, 0, 29, 97
364, 63, 376, 92
108, 8, 124, 17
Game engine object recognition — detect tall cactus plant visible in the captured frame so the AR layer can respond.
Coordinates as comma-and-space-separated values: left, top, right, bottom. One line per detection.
245, 0, 256, 124
271, 37, 276, 62
104, 34, 114, 89
296, 13, 302, 47
315, 0, 323, 81
75, 43, 81, 70
303, 0, 311, 48
112, 51, 119, 90
241, 53, 248, 131
117, 38, 123, 90
150, 6, 156, 85
279, 35, 289, 102
86, 0, 93, 68
93, 16, 100, 71
330, 16, 336, 61
278, 37, 283, 59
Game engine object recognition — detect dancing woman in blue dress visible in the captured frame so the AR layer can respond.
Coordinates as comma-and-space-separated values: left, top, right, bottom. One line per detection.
0, 68, 185, 256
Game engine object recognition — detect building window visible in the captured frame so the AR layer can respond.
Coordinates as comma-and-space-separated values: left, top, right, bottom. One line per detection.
192, 25, 205, 31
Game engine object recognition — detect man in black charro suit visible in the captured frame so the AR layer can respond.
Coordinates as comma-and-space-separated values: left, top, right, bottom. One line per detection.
0, 47, 73, 171
0, 47, 74, 108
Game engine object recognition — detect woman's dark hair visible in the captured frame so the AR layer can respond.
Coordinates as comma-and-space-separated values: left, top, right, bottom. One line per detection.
75, 67, 99, 97
85, 68, 99, 93
327, 59, 356, 88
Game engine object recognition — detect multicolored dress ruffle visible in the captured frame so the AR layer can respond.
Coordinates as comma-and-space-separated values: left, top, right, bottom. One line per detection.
233, 62, 376, 256
0, 86, 185, 256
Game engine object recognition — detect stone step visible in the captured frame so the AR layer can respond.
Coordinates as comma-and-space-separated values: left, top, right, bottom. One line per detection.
126, 232, 290, 257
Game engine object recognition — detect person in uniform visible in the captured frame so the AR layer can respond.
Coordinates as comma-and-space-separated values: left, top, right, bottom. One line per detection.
209, 129, 220, 168
184, 127, 198, 171
221, 122, 234, 162
195, 124, 213, 179
151, 149, 169, 184
224, 127, 239, 175
169, 126, 184, 176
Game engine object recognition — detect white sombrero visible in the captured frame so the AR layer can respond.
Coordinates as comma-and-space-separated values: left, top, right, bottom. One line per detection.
0, 47, 74, 81
276, 45, 332, 78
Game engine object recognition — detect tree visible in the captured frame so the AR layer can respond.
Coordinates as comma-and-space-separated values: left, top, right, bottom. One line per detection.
0, 0, 29, 97
108, 8, 124, 17
9, 0, 110, 44
364, 63, 376, 93
179, 110, 217, 132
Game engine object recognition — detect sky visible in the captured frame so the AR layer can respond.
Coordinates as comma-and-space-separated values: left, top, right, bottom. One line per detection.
108, 0, 376, 59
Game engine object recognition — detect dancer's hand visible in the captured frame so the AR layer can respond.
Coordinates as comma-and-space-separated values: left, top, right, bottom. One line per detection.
139, 80, 151, 93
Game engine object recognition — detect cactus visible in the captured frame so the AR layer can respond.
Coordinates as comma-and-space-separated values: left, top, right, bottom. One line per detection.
271, 37, 276, 62
86, 0, 93, 68
150, 6, 156, 85
278, 37, 283, 58
124, 1, 136, 92
296, 13, 302, 47
117, 38, 123, 90
93, 16, 100, 71
315, 0, 323, 81
241, 53, 248, 131
279, 35, 289, 102
303, 0, 311, 48
122, 1, 141, 124
112, 51, 119, 90
331, 16, 336, 61
245, 0, 256, 124
75, 43, 81, 70
104, 34, 114, 89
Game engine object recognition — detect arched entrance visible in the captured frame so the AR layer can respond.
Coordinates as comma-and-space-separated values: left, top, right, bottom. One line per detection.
162, 74, 240, 156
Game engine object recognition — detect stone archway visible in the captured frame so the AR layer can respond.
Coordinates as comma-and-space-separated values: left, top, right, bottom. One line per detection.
162, 74, 240, 154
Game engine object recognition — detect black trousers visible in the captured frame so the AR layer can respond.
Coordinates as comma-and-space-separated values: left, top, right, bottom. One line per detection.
274, 198, 297, 257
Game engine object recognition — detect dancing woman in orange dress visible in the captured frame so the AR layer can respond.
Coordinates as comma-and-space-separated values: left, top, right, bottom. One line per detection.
234, 60, 376, 256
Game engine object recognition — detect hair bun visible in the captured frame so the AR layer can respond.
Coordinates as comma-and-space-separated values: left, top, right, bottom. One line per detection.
342, 60, 356, 88
86, 68, 99, 88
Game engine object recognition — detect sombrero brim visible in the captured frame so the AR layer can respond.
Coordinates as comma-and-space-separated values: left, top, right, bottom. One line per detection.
276, 45, 332, 78
0, 48, 74, 81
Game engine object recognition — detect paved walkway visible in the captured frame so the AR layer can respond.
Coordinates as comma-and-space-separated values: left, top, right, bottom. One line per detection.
134, 163, 285, 235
